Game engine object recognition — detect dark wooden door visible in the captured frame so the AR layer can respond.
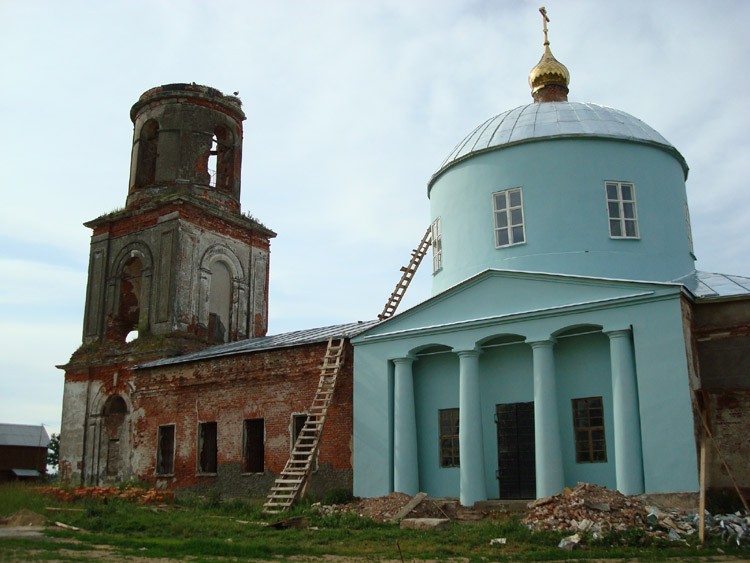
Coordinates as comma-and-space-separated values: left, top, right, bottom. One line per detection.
496, 402, 536, 499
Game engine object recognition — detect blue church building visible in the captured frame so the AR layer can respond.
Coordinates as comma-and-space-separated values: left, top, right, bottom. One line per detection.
352, 17, 750, 506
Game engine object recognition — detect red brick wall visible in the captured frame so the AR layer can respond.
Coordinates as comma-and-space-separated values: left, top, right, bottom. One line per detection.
90, 201, 271, 250
705, 390, 750, 493
131, 340, 354, 489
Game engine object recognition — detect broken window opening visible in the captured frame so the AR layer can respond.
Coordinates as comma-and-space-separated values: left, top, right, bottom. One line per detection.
291, 414, 318, 471
103, 395, 128, 417
101, 396, 128, 480
117, 256, 143, 341
200, 125, 233, 190
106, 439, 120, 476
292, 414, 307, 450
198, 421, 218, 474
136, 119, 159, 188
207, 134, 218, 188
208, 261, 231, 343
207, 313, 225, 344
242, 419, 264, 473
156, 425, 175, 475
213, 125, 234, 192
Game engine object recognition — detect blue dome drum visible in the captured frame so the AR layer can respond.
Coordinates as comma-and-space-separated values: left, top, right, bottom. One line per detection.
428, 92, 694, 294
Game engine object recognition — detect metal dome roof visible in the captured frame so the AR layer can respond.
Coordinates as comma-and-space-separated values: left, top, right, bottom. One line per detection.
429, 102, 688, 189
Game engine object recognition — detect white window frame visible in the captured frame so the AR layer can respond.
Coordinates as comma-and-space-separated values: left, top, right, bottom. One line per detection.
493, 188, 526, 248
431, 217, 443, 273
605, 182, 639, 239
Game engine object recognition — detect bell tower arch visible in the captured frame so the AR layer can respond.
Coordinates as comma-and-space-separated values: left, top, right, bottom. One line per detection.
79, 84, 275, 346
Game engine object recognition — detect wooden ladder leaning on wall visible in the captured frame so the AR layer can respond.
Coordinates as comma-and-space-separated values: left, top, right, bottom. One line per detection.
263, 226, 432, 513
262, 337, 346, 514
378, 225, 432, 320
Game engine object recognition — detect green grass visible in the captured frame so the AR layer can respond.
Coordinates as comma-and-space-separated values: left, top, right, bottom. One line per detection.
1, 482, 747, 562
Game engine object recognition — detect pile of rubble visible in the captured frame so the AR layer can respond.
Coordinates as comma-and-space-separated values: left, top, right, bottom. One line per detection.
523, 482, 644, 534
38, 485, 171, 505
523, 482, 749, 546
702, 511, 749, 546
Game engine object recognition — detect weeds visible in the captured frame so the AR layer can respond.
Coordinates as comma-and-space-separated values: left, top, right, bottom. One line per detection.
1, 483, 747, 562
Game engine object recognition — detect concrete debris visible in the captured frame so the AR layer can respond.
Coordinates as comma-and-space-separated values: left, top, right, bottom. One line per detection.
489, 537, 507, 546
707, 512, 749, 546
399, 517, 451, 530
391, 491, 428, 522
558, 532, 581, 550
54, 521, 81, 531
524, 482, 749, 546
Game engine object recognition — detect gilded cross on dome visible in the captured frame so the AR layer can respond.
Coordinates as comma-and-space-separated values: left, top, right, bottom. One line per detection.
539, 6, 550, 46
528, 6, 570, 102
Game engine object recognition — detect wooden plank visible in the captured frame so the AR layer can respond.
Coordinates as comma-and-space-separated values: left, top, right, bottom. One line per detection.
390, 492, 428, 522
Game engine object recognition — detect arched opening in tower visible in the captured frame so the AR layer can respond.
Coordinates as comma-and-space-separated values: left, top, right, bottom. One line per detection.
208, 260, 231, 343
117, 256, 143, 342
136, 119, 159, 188
100, 395, 129, 481
214, 125, 234, 191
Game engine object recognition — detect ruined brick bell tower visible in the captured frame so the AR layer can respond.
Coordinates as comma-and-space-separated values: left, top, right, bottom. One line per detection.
85, 83, 274, 344
59, 84, 275, 485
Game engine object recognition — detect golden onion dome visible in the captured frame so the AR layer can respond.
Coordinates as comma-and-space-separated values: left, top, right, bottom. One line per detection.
528, 45, 570, 93
528, 7, 570, 102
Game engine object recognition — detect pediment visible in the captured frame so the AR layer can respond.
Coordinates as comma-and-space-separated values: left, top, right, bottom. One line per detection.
360, 269, 679, 338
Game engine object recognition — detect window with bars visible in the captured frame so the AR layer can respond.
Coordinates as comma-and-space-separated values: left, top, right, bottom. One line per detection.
572, 397, 607, 463
439, 408, 459, 467
431, 217, 442, 273
606, 182, 639, 238
156, 425, 175, 475
493, 188, 525, 248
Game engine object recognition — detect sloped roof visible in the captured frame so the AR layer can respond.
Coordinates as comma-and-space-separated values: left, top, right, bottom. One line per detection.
676, 270, 750, 299
0, 424, 50, 447
137, 319, 381, 369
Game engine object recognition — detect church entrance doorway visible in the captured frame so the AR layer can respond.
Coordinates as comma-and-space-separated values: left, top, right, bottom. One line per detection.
495, 402, 536, 499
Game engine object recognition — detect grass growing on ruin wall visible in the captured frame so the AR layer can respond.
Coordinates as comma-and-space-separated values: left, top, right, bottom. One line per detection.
0, 483, 746, 562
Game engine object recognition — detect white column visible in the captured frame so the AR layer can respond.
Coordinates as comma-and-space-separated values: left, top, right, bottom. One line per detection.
457, 350, 487, 506
393, 357, 419, 495
529, 339, 564, 498
607, 329, 644, 495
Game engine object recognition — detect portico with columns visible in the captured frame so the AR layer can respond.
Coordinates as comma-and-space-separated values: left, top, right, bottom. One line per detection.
353, 270, 698, 504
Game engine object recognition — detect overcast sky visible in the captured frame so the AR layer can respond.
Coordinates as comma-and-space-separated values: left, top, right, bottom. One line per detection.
1, 0, 748, 439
